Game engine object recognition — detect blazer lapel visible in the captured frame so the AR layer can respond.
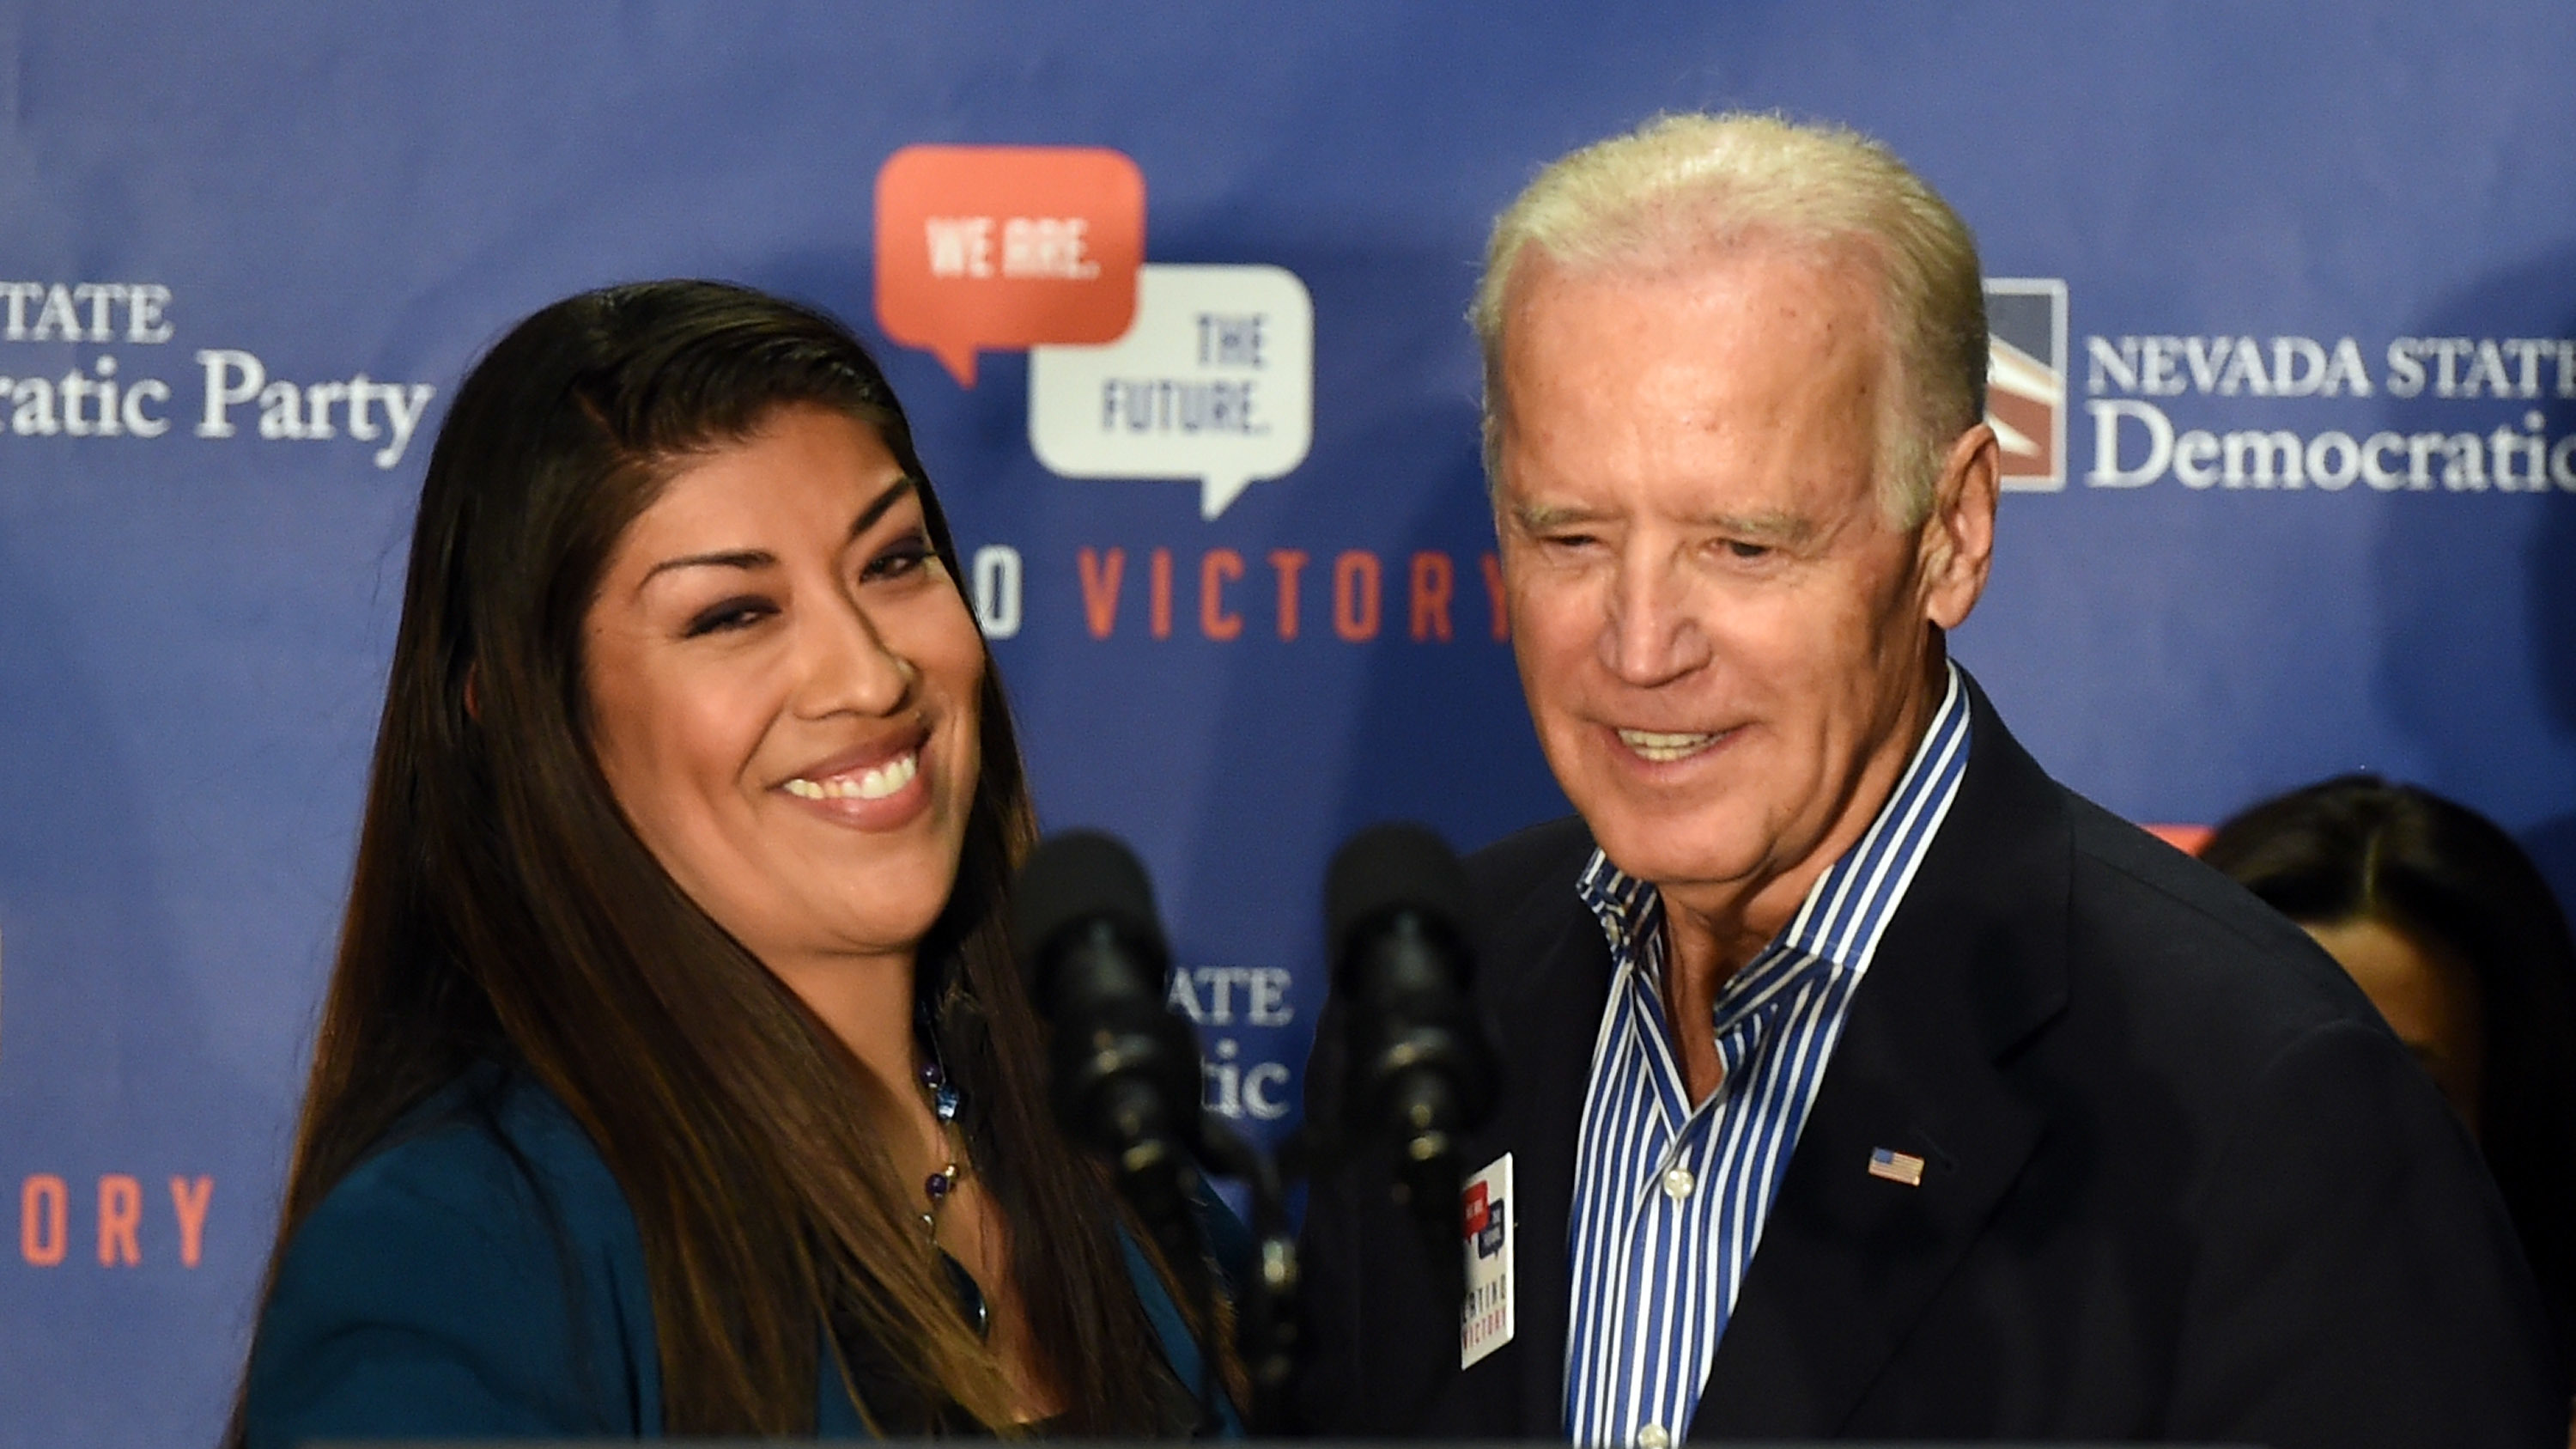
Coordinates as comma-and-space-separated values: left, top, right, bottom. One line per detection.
1433, 823, 1616, 1439
1492, 901, 1610, 1437
1692, 676, 2070, 1439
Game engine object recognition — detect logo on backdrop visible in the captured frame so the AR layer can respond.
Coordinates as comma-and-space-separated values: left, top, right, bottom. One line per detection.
1973, 282, 2576, 499
0, 282, 438, 471
1031, 263, 1315, 521
872, 145, 1315, 521
873, 145, 1146, 389
1986, 278, 2069, 492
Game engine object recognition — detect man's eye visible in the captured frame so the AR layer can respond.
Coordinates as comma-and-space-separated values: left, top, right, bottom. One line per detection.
1540, 532, 1600, 551
683, 597, 775, 637
1722, 539, 1771, 561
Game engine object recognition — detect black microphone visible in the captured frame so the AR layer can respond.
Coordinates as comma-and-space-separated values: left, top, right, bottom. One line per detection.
1011, 830, 1206, 1247
1326, 823, 1498, 1238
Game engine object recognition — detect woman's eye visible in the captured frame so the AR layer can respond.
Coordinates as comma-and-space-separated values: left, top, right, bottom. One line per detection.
682, 597, 775, 637
862, 534, 939, 582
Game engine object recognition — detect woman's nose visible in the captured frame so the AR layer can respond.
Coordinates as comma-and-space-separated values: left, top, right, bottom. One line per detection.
799, 599, 914, 718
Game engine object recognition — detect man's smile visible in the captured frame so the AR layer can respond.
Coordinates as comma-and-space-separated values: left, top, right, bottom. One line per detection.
1614, 727, 1727, 764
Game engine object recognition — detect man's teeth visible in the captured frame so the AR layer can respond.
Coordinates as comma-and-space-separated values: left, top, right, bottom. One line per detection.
1618, 728, 1716, 763
785, 751, 920, 802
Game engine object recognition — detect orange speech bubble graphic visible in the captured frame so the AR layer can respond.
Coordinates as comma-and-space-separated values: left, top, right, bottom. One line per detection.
875, 145, 1145, 387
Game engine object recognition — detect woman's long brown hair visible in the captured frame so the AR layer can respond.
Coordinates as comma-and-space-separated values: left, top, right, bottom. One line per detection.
234, 281, 1201, 1434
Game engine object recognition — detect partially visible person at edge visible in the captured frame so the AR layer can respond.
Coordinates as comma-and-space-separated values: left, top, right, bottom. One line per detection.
2203, 776, 2576, 1389
1290, 113, 2567, 1446
230, 280, 1241, 1444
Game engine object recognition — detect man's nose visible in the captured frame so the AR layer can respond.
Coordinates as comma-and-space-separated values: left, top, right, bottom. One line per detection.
1599, 554, 1711, 686
799, 598, 914, 718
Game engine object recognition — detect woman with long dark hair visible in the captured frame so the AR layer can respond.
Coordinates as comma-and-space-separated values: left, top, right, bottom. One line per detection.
2202, 775, 2576, 1379
234, 280, 1228, 1440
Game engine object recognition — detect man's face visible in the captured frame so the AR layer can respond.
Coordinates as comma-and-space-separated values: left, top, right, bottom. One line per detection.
1493, 244, 1990, 910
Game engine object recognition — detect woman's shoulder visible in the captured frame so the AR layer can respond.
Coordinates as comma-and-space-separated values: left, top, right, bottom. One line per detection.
244, 1066, 659, 1446
322, 1066, 631, 1231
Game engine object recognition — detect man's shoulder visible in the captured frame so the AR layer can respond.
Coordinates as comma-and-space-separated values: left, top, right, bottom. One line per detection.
1940, 674, 2380, 1060
2050, 785, 2389, 1056
1460, 815, 1601, 953
1462, 814, 1595, 912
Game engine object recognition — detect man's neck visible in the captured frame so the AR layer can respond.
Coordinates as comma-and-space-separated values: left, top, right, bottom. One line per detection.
1652, 658, 1948, 1102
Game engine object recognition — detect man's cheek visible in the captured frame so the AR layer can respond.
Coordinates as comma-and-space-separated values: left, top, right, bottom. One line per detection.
1525, 583, 1602, 650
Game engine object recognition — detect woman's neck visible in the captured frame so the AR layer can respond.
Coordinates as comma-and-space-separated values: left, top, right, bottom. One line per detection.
764, 948, 920, 1098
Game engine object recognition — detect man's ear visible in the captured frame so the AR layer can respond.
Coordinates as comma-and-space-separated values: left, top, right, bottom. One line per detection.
1919, 422, 2000, 630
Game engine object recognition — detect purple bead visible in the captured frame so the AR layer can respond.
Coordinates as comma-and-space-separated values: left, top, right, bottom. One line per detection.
926, 1169, 954, 1201
917, 1061, 944, 1089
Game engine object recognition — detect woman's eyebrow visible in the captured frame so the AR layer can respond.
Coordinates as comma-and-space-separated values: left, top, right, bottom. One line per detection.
846, 475, 921, 543
636, 547, 775, 594
632, 477, 925, 596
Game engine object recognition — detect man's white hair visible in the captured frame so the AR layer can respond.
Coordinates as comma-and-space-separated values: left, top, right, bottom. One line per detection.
1473, 112, 1987, 527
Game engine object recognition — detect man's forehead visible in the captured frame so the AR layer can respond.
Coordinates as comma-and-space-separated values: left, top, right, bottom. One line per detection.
1507, 232, 1882, 330
1501, 255, 1885, 417
1498, 235, 1886, 452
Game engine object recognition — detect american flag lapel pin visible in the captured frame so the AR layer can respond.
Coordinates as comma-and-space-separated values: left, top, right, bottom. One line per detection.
1867, 1146, 1927, 1187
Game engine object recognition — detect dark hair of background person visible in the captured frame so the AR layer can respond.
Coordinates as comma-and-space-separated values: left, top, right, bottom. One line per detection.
2202, 774, 2576, 1367
229, 280, 1208, 1436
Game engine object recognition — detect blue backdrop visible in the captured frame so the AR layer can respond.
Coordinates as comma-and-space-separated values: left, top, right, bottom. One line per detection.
6, 3, 2576, 1441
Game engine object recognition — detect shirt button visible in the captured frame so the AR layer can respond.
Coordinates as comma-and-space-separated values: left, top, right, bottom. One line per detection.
1638, 1424, 1671, 1449
1662, 1166, 1696, 1200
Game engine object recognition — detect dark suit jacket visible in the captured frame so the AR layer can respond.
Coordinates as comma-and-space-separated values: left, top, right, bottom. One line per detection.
1294, 678, 2567, 1446
242, 1064, 1225, 1446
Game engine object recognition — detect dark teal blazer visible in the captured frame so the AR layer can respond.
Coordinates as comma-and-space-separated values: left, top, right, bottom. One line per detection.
242, 1068, 1229, 1445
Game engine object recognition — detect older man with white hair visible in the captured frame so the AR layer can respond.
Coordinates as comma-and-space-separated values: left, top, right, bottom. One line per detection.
1293, 113, 2563, 1446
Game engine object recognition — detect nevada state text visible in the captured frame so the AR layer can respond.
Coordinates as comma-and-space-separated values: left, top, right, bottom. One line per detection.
2084, 333, 2576, 492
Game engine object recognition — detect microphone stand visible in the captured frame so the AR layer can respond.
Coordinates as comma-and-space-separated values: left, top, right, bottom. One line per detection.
1188, 1117, 1303, 1436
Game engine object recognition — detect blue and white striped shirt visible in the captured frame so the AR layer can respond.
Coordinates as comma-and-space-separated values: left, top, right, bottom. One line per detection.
1562, 663, 1971, 1448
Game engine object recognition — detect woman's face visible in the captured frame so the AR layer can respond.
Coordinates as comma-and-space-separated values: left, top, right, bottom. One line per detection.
583, 405, 985, 977
2304, 914, 2485, 1133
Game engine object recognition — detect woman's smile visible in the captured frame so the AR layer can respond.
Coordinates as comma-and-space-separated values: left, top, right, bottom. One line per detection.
777, 725, 935, 825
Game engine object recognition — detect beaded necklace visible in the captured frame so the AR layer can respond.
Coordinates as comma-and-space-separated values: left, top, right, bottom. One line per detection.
914, 1037, 990, 1340
915, 1055, 965, 1232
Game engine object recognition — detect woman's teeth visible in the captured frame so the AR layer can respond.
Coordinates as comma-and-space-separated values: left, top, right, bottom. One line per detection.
1618, 728, 1716, 763
784, 751, 919, 801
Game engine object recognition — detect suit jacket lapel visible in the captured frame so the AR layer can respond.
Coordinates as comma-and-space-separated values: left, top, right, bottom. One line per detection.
1692, 675, 2070, 1439
1500, 904, 1609, 1435
1458, 832, 1613, 1438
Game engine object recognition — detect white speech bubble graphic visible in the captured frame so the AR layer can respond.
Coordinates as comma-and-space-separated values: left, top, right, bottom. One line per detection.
1030, 263, 1313, 519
